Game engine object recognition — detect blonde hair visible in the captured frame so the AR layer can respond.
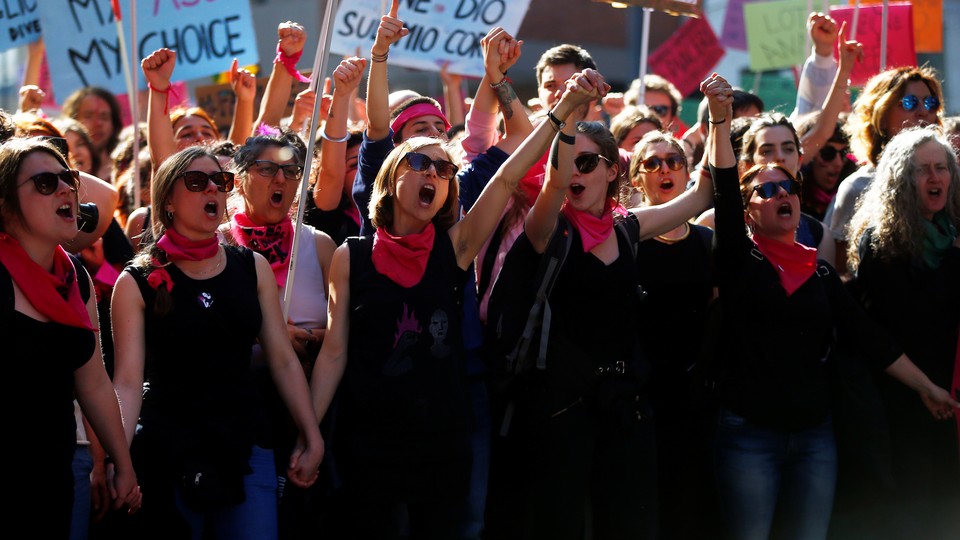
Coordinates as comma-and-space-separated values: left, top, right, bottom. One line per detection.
368, 137, 459, 232
844, 66, 943, 167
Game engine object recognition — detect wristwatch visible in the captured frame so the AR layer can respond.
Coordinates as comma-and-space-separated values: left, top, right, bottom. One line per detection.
547, 110, 566, 131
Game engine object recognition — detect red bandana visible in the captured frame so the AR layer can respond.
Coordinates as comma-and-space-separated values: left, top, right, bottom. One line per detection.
229, 213, 294, 288
371, 224, 435, 288
149, 228, 220, 292
518, 152, 549, 207
561, 199, 626, 253
752, 234, 817, 296
0, 233, 93, 330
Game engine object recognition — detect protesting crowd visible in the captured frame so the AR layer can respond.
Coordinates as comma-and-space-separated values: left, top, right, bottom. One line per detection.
1, 1, 958, 539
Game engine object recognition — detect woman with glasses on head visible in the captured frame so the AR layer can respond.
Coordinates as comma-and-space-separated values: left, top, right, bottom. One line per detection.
0, 138, 142, 536
704, 73, 957, 540
111, 146, 323, 540
221, 128, 337, 539
628, 129, 717, 539
826, 65, 944, 274
494, 70, 714, 540
846, 126, 960, 538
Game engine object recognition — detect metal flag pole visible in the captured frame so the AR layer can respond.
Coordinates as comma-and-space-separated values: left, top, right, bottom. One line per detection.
283, 0, 340, 320
637, 7, 653, 104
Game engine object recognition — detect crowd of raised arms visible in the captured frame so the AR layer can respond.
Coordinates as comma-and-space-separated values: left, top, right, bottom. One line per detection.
2, 2, 958, 539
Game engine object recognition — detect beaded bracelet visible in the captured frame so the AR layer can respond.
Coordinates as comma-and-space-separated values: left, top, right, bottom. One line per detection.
490, 75, 512, 90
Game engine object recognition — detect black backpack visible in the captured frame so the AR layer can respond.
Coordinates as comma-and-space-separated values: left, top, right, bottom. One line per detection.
485, 213, 641, 394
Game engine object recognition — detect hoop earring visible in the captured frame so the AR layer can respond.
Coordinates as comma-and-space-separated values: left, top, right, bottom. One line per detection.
166, 211, 174, 221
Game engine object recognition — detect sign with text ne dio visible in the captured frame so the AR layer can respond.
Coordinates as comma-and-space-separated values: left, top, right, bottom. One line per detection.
39, 0, 258, 103
330, 0, 532, 77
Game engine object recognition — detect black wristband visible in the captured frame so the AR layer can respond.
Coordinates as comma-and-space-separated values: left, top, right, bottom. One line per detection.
557, 131, 576, 145
709, 117, 727, 125
547, 110, 566, 131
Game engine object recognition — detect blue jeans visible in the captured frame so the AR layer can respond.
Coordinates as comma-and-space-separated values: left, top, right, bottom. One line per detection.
713, 409, 837, 540
70, 445, 93, 540
175, 446, 279, 540
459, 377, 491, 540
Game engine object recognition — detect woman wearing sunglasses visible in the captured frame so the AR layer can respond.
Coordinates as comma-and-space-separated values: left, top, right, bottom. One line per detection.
307, 69, 575, 534
826, 65, 944, 274
0, 138, 142, 535
111, 146, 323, 539
846, 126, 960, 538
794, 112, 858, 222
628, 129, 718, 538
491, 70, 715, 540
221, 128, 337, 538
705, 72, 958, 540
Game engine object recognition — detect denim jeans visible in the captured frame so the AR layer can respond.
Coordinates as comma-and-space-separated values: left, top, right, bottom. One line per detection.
70, 445, 93, 540
175, 445, 279, 540
713, 409, 837, 540
459, 377, 491, 540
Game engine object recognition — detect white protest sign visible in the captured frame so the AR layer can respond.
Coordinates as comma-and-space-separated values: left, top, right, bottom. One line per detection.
39, 0, 258, 102
330, 0, 532, 77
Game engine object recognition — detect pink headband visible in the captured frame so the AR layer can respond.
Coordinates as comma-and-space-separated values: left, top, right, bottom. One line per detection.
390, 103, 451, 135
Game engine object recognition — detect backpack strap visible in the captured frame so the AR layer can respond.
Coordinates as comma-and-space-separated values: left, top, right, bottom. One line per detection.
504, 215, 573, 374
615, 211, 647, 301
68, 253, 92, 305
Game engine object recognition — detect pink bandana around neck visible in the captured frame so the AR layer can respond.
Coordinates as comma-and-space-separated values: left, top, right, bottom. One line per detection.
371, 224, 435, 288
229, 213, 294, 288
0, 233, 93, 330
561, 199, 626, 253
752, 233, 817, 296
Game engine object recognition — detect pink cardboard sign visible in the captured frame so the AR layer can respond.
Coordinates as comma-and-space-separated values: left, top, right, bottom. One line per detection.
649, 16, 725, 97
830, 3, 916, 86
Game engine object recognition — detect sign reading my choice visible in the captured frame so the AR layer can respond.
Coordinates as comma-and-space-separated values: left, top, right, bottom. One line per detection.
39, 0, 258, 103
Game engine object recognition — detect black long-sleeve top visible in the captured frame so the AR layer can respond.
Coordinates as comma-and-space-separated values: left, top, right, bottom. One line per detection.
710, 165, 902, 431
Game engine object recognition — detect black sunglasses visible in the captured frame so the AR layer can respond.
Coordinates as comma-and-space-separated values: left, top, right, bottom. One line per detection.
639, 155, 685, 174
574, 153, 614, 174
17, 169, 80, 195
648, 104, 670, 117
818, 145, 849, 162
752, 179, 801, 199
251, 160, 303, 180
901, 94, 939, 113
403, 152, 459, 180
176, 170, 235, 192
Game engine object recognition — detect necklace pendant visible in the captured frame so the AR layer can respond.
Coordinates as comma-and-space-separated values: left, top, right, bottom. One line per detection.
197, 291, 214, 309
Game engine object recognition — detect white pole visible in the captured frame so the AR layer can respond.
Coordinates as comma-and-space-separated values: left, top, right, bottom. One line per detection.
114, 1, 140, 207
283, 0, 340, 320
851, 0, 861, 40
130, 0, 141, 212
879, 0, 888, 70
637, 7, 652, 105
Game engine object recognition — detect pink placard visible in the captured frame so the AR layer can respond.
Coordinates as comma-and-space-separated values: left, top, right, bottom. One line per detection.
649, 16, 725, 96
830, 3, 916, 86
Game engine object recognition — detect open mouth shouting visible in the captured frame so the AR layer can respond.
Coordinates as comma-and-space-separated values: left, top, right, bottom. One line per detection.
56, 202, 75, 220
270, 190, 284, 205
776, 202, 793, 217
204, 200, 220, 218
418, 183, 436, 207
569, 183, 585, 196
